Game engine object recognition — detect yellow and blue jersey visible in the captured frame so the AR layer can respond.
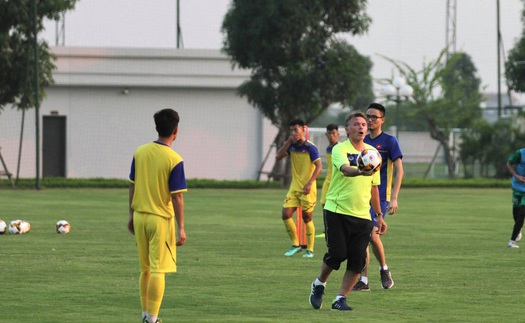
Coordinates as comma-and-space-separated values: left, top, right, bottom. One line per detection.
324, 140, 380, 220
287, 140, 321, 192
129, 141, 187, 219
364, 132, 403, 202
320, 143, 337, 205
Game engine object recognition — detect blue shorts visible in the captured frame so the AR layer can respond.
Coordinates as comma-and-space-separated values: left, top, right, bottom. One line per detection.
370, 200, 388, 227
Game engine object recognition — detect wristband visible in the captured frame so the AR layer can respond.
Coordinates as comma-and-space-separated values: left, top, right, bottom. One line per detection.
375, 212, 383, 218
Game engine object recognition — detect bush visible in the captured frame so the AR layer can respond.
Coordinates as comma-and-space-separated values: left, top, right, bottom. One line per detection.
0, 177, 511, 189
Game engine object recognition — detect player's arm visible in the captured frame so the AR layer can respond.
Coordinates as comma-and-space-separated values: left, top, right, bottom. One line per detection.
388, 158, 404, 215
507, 161, 525, 183
128, 183, 135, 235
275, 137, 294, 161
339, 164, 375, 177
172, 192, 186, 246
303, 158, 322, 194
371, 185, 387, 235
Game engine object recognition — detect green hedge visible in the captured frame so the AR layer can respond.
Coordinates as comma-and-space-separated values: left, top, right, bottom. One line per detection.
0, 177, 511, 189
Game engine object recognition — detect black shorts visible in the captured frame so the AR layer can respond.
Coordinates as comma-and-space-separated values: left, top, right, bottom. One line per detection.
323, 209, 373, 273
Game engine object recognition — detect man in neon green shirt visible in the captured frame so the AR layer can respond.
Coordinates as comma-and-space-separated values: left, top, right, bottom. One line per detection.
309, 110, 387, 311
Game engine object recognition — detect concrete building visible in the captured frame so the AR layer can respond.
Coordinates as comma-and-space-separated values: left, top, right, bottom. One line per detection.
0, 47, 278, 180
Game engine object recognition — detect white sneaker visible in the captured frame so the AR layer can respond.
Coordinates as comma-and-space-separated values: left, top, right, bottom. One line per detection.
517, 230, 522, 242
508, 241, 520, 248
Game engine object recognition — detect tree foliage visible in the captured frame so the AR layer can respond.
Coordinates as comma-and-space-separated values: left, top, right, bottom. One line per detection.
505, 0, 525, 93
0, 0, 78, 112
381, 50, 484, 178
460, 115, 525, 178
222, 1, 372, 131
222, 0, 373, 181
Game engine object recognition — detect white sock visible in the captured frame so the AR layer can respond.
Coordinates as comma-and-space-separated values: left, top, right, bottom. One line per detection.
360, 276, 368, 284
146, 314, 158, 323
142, 312, 147, 320
335, 295, 345, 301
380, 265, 389, 271
315, 277, 326, 286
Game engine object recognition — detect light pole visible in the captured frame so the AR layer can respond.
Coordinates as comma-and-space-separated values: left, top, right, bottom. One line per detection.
382, 76, 414, 139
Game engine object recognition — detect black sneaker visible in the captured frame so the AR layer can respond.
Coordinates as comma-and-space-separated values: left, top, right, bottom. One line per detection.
351, 280, 370, 292
143, 318, 162, 323
380, 269, 394, 289
331, 297, 353, 311
309, 281, 325, 309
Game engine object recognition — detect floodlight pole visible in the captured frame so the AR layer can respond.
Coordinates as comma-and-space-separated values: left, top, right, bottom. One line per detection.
176, 0, 181, 48
497, 0, 502, 118
32, 0, 40, 189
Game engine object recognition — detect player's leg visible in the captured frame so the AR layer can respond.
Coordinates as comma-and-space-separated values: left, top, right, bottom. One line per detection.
133, 211, 151, 321
332, 216, 373, 311
352, 246, 370, 291
510, 205, 525, 247
145, 272, 165, 323
310, 210, 342, 310
371, 229, 393, 289
145, 215, 177, 322
301, 193, 316, 257
283, 190, 303, 256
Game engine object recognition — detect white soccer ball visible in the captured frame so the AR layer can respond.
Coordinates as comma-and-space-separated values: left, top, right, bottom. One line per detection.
9, 220, 30, 234
357, 149, 382, 173
0, 220, 6, 234
56, 220, 71, 234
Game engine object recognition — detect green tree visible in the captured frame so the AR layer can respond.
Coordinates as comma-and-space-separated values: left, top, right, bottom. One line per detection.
221, 0, 373, 181
382, 50, 483, 178
505, 0, 525, 93
0, 0, 78, 112
460, 114, 525, 178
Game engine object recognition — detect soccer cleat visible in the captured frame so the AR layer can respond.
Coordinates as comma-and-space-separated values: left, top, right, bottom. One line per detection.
284, 245, 302, 257
508, 241, 520, 248
517, 230, 522, 242
351, 280, 370, 292
380, 269, 394, 289
303, 250, 314, 258
143, 317, 162, 323
331, 297, 353, 311
309, 281, 325, 309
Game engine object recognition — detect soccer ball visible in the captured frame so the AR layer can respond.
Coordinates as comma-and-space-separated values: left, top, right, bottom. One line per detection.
56, 220, 71, 234
9, 220, 31, 234
357, 149, 382, 173
0, 220, 6, 234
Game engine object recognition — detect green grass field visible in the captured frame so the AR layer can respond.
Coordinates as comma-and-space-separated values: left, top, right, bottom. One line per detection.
0, 188, 522, 322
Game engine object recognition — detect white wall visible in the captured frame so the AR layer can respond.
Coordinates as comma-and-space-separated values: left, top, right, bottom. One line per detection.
0, 47, 278, 180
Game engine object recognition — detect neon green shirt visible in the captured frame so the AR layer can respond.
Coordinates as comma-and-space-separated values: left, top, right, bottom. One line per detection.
324, 140, 380, 220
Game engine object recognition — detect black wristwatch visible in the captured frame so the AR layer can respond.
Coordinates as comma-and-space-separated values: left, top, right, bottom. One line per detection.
375, 212, 383, 218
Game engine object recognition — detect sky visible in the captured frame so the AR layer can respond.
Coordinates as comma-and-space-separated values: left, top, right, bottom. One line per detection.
41, 0, 524, 100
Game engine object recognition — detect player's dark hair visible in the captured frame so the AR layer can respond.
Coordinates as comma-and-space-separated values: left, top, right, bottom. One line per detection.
326, 123, 338, 131
368, 103, 386, 116
154, 109, 180, 137
289, 118, 305, 127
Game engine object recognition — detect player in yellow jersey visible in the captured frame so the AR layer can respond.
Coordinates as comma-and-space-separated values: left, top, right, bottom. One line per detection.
309, 110, 387, 311
316, 123, 340, 238
128, 109, 187, 323
276, 119, 322, 258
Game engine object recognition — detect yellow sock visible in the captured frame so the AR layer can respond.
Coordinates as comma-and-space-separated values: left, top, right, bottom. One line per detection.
305, 221, 315, 252
146, 272, 165, 317
283, 218, 299, 246
139, 272, 150, 313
